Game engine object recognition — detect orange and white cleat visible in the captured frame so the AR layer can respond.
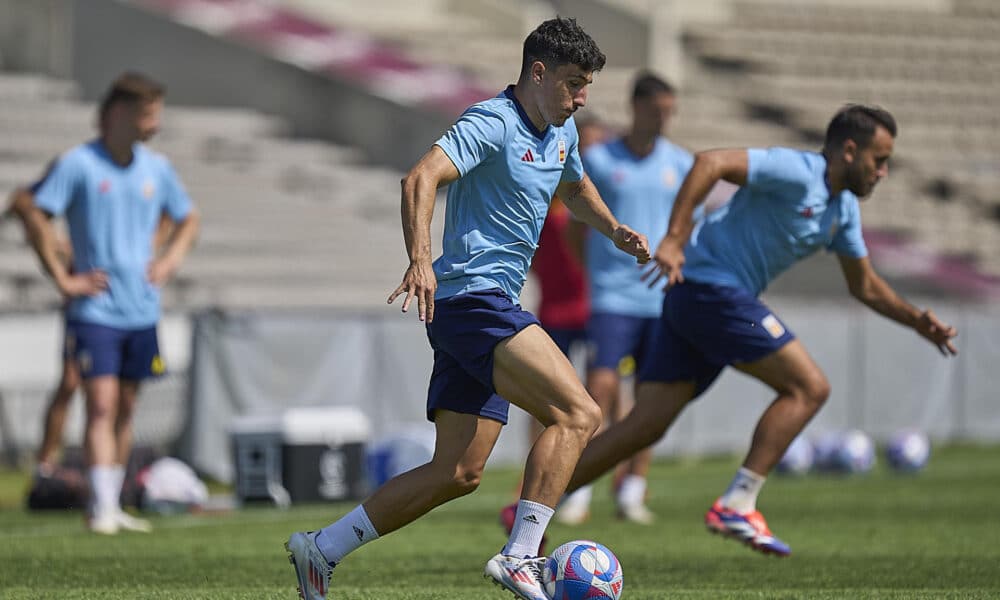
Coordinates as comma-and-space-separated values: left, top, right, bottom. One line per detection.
705, 499, 791, 557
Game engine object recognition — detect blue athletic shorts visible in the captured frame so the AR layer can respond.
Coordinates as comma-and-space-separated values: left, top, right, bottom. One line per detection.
425, 289, 540, 424
545, 326, 587, 357
69, 320, 164, 381
587, 312, 658, 371
638, 281, 795, 397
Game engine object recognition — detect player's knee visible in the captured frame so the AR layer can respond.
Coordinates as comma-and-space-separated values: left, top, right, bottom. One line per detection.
570, 399, 603, 439
440, 463, 484, 499
800, 375, 831, 409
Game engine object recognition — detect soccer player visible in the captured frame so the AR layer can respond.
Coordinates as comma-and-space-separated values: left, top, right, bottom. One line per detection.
559, 104, 958, 557
13, 72, 200, 534
557, 72, 693, 526
8, 185, 175, 480
285, 17, 649, 600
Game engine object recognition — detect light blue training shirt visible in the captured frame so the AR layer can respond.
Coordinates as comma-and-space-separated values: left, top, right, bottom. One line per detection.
683, 147, 868, 297
584, 137, 693, 318
33, 140, 193, 328
433, 86, 584, 303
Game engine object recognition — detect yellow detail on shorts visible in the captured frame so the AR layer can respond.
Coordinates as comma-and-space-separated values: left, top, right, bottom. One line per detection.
618, 355, 636, 377
151, 355, 166, 375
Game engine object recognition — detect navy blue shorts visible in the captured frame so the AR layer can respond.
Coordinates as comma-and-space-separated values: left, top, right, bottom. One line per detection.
638, 281, 795, 397
69, 320, 164, 381
587, 312, 658, 372
425, 289, 540, 424
545, 326, 587, 357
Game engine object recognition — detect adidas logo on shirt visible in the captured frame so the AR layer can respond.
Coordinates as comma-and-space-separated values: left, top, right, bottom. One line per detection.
521, 149, 535, 162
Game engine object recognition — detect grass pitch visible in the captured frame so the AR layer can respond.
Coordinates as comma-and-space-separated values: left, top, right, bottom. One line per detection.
1, 444, 998, 599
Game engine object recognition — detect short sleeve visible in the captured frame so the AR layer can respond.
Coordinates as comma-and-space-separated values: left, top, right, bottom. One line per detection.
159, 158, 193, 221
830, 197, 868, 258
746, 147, 812, 193
434, 105, 507, 177
560, 133, 584, 183
33, 152, 82, 216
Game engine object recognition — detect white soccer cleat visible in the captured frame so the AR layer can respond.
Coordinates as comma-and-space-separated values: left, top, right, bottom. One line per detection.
115, 510, 153, 533
87, 512, 119, 536
484, 553, 550, 600
286, 531, 334, 600
617, 502, 655, 525
554, 501, 590, 526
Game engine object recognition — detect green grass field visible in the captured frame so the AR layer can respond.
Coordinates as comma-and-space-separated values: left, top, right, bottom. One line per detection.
1, 444, 999, 599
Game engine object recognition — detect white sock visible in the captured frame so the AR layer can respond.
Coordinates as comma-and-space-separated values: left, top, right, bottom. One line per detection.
111, 465, 126, 510
503, 500, 554, 558
559, 485, 592, 512
616, 475, 647, 509
315, 505, 380, 565
88, 465, 119, 517
719, 467, 766, 513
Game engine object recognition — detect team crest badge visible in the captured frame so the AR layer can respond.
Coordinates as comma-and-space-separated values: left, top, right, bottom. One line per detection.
558, 139, 567, 164
663, 167, 677, 188
151, 355, 166, 375
761, 314, 786, 339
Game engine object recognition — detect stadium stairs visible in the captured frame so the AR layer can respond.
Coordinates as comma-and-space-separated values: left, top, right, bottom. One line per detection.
0, 71, 441, 313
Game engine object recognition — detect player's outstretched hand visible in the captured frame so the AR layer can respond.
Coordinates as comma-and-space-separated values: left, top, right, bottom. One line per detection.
58, 269, 108, 298
642, 235, 685, 290
612, 225, 650, 264
388, 260, 437, 323
915, 309, 958, 356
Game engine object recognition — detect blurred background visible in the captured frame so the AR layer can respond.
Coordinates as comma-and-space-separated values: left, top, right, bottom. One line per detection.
0, 0, 997, 494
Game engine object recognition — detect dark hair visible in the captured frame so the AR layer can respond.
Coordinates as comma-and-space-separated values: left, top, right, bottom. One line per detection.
824, 104, 897, 150
521, 17, 606, 76
98, 72, 165, 123
631, 72, 675, 101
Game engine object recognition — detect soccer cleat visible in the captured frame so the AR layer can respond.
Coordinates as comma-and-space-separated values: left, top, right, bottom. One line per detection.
616, 502, 655, 525
553, 500, 590, 526
705, 499, 791, 556
484, 553, 550, 600
499, 503, 547, 555
286, 531, 335, 600
87, 513, 119, 536
115, 510, 153, 533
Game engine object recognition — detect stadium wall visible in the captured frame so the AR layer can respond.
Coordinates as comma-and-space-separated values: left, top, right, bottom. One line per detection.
1, 300, 997, 481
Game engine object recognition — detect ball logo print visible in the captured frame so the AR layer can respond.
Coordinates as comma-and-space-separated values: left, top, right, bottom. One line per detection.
543, 540, 623, 600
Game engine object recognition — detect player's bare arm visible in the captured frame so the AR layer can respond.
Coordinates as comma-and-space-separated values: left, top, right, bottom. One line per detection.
838, 254, 958, 356
645, 148, 749, 288
557, 174, 649, 264
148, 210, 200, 287
11, 189, 107, 298
388, 145, 460, 323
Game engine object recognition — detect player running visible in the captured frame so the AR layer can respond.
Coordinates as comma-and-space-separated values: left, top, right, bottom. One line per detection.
557, 72, 693, 526
285, 17, 649, 600
558, 104, 958, 557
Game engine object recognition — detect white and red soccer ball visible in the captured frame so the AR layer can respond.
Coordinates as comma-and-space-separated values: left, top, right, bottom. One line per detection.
543, 540, 623, 600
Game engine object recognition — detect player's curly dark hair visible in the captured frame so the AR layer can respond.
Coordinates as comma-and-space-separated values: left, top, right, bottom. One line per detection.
824, 104, 897, 150
521, 17, 606, 75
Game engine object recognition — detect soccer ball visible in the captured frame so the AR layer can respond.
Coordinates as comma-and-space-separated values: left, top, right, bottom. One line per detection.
543, 540, 623, 600
812, 431, 844, 472
886, 430, 930, 472
776, 435, 815, 476
834, 429, 876, 473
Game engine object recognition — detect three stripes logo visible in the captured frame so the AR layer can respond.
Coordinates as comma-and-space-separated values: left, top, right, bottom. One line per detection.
521, 148, 535, 162
309, 562, 327, 596
353, 526, 365, 541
